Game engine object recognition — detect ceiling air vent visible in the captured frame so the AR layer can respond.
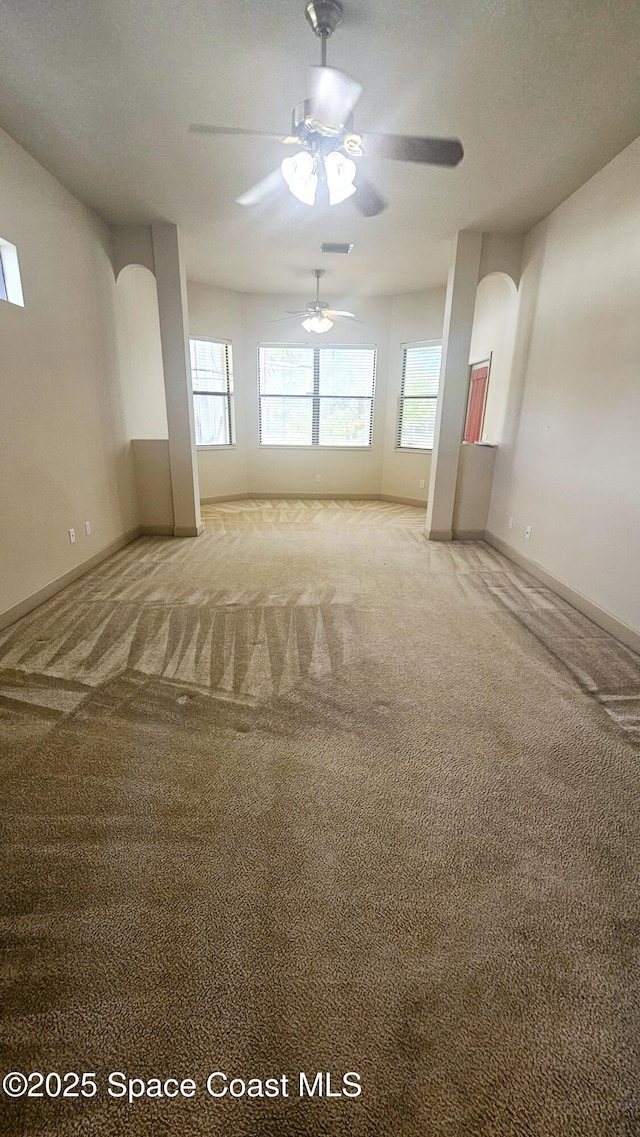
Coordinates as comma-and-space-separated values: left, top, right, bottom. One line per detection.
321, 242, 353, 254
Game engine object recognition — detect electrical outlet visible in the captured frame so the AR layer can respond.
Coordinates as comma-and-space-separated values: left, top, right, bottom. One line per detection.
69, 528, 76, 545
508, 515, 514, 529
315, 474, 322, 483
419, 479, 425, 489
84, 520, 91, 536
525, 525, 532, 539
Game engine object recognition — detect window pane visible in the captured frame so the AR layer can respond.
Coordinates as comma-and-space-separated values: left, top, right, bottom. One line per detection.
319, 348, 376, 396
190, 340, 229, 392
260, 397, 313, 445
403, 344, 441, 397
399, 398, 437, 449
259, 347, 314, 395
319, 397, 372, 446
194, 394, 230, 446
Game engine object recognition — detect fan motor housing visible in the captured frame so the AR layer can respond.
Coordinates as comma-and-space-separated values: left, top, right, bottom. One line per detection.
292, 99, 354, 140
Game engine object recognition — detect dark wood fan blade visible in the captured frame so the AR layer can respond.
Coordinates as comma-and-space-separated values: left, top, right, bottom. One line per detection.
360, 133, 464, 166
189, 124, 285, 140
352, 178, 387, 217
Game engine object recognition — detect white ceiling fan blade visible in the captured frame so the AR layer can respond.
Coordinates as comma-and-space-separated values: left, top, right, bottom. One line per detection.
310, 66, 362, 129
235, 168, 284, 206
326, 309, 359, 319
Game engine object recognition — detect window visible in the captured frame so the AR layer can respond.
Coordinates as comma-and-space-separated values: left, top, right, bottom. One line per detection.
258, 344, 376, 447
397, 341, 442, 450
190, 338, 234, 446
0, 239, 25, 307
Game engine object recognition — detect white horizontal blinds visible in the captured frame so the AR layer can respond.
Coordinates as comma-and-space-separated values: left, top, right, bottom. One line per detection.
398, 342, 442, 449
258, 346, 315, 445
318, 347, 375, 447
259, 345, 376, 447
190, 339, 234, 446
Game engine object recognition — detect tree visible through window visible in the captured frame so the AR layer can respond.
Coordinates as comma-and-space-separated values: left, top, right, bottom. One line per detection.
190, 338, 234, 446
258, 344, 376, 447
397, 342, 442, 449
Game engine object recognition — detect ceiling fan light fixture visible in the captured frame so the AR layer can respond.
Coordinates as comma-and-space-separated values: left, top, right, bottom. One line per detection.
281, 151, 318, 205
302, 314, 334, 333
324, 150, 357, 204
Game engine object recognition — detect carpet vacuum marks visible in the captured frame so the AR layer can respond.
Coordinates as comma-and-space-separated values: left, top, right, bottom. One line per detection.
0, 500, 638, 1136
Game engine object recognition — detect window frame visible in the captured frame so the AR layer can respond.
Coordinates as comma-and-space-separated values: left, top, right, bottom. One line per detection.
257, 342, 377, 449
0, 238, 25, 307
396, 339, 443, 452
189, 336, 235, 450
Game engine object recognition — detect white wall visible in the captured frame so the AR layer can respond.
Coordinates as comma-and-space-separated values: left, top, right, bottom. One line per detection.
0, 127, 138, 620
488, 136, 640, 636
242, 291, 391, 497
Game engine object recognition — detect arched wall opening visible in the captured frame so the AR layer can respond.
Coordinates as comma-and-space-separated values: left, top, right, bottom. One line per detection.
468, 271, 519, 444
115, 263, 174, 534
115, 263, 168, 440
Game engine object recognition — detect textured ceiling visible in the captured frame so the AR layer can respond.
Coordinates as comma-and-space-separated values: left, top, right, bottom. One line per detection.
1, 0, 639, 295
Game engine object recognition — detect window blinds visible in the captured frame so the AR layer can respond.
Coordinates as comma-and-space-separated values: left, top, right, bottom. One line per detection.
190, 339, 234, 446
397, 342, 442, 449
258, 344, 376, 447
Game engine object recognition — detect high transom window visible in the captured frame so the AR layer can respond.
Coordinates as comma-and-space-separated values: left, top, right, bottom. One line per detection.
258, 344, 376, 447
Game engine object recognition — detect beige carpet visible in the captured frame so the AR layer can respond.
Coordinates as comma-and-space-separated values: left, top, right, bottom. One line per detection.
0, 499, 638, 1136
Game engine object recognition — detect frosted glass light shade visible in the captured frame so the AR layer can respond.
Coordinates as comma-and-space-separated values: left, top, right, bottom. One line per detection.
324, 151, 357, 205
281, 151, 318, 205
302, 315, 334, 333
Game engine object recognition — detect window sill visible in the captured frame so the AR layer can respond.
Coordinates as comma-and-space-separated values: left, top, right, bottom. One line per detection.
258, 444, 373, 451
394, 446, 433, 454
196, 444, 237, 451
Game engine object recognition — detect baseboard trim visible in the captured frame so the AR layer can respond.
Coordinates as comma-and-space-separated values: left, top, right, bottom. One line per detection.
485, 531, 640, 655
201, 493, 249, 504
201, 492, 427, 507
0, 526, 142, 632
425, 528, 453, 542
453, 528, 487, 541
380, 494, 427, 507
247, 492, 381, 501
173, 525, 204, 537
139, 525, 174, 536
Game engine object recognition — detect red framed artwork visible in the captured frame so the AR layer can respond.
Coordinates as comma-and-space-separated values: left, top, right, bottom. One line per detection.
464, 356, 491, 443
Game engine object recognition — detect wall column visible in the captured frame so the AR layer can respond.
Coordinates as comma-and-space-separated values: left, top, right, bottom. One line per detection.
426, 230, 482, 540
151, 223, 202, 537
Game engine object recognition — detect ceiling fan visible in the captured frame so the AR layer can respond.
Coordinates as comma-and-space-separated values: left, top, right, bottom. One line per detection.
190, 0, 463, 217
275, 269, 361, 333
